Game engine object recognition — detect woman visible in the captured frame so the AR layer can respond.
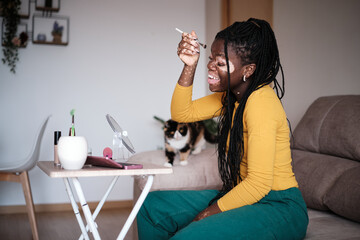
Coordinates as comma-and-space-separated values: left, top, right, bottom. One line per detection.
137, 18, 308, 240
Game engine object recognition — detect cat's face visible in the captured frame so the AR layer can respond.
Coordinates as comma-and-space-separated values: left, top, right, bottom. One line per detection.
164, 120, 188, 140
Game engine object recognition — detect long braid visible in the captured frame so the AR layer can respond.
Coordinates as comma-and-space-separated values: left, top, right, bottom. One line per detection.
210, 18, 285, 204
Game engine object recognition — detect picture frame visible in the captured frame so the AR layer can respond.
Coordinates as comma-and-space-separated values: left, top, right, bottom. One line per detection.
35, 0, 60, 12
35, 0, 61, 12
19, 0, 31, 19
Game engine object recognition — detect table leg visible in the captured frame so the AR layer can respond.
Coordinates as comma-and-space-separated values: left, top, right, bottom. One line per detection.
71, 177, 101, 240
63, 178, 90, 240
117, 175, 154, 240
79, 176, 119, 240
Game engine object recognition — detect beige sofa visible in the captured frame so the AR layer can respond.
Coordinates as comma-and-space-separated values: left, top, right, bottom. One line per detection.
132, 95, 360, 239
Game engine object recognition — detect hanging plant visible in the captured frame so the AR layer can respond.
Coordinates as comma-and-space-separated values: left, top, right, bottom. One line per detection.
1, 0, 21, 73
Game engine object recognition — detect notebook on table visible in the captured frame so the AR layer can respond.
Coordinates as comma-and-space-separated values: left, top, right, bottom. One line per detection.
85, 156, 142, 169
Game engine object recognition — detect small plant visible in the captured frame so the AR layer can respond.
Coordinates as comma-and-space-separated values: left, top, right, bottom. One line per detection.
52, 21, 64, 35
1, 0, 21, 73
51, 21, 64, 43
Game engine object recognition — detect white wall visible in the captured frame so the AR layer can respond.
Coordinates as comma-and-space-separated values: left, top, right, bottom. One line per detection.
0, 0, 207, 206
274, 0, 360, 127
205, 0, 222, 89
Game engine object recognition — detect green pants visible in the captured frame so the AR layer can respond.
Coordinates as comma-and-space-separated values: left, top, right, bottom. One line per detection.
137, 187, 308, 240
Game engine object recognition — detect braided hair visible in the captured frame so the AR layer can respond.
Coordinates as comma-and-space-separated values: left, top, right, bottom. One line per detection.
212, 18, 285, 202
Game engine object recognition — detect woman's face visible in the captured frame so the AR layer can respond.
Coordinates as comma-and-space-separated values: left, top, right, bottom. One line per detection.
207, 39, 246, 93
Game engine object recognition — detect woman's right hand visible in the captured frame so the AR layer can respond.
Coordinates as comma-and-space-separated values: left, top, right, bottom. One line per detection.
177, 30, 200, 67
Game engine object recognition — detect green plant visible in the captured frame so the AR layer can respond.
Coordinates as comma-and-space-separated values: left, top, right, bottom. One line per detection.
203, 119, 218, 136
1, 0, 21, 73
153, 115, 165, 125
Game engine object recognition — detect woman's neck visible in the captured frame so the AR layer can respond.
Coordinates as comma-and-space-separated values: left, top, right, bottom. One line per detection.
232, 80, 250, 102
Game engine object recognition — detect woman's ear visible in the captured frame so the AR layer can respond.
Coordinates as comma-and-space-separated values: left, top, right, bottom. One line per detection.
245, 64, 256, 78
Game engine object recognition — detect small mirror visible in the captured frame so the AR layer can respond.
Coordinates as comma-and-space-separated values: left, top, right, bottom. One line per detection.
106, 114, 135, 154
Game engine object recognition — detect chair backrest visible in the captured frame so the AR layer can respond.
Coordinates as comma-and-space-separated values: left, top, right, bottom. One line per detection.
25, 115, 52, 171
12, 116, 51, 172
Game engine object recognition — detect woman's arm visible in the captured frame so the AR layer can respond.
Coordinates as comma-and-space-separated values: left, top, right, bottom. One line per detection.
177, 30, 200, 87
171, 84, 223, 122
172, 30, 223, 122
193, 202, 222, 222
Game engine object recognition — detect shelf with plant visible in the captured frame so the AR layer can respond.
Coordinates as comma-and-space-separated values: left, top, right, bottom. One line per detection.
32, 15, 69, 46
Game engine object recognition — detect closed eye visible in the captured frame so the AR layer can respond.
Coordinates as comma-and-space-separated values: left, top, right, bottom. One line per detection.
209, 56, 225, 67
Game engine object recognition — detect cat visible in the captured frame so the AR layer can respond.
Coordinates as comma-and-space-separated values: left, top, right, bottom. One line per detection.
163, 119, 217, 167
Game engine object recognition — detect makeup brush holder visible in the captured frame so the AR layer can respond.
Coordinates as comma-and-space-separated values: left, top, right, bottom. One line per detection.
58, 136, 88, 170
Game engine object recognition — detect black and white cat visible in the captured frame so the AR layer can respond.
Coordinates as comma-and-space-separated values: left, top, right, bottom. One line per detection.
163, 119, 217, 167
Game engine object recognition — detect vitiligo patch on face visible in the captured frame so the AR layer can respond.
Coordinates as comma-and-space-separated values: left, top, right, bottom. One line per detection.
228, 61, 235, 73
217, 58, 235, 73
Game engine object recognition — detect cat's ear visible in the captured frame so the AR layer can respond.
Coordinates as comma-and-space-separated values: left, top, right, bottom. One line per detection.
164, 119, 172, 129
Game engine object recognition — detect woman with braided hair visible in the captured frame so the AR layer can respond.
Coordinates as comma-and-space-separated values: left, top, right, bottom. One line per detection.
137, 18, 308, 240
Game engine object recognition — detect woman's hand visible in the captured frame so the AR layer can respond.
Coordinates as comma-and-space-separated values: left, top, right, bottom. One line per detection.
193, 202, 222, 222
177, 30, 200, 67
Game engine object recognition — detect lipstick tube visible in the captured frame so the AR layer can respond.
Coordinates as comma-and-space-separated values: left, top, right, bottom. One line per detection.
54, 131, 61, 166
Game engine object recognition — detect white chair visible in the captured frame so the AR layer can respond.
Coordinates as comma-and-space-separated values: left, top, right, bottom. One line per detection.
0, 115, 51, 240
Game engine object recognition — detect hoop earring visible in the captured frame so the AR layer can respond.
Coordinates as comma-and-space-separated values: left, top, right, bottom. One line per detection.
243, 75, 246, 82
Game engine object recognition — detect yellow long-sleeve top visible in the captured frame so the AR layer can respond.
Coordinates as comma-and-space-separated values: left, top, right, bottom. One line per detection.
171, 83, 299, 212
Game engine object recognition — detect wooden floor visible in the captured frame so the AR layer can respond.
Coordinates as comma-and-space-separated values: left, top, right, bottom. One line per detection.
0, 208, 136, 240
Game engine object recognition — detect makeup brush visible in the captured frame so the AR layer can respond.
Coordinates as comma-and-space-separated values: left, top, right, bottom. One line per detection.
175, 28, 207, 49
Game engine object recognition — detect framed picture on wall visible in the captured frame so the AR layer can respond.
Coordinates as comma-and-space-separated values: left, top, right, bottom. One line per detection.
32, 14, 69, 46
19, 0, 30, 18
35, 0, 60, 12
36, 0, 60, 12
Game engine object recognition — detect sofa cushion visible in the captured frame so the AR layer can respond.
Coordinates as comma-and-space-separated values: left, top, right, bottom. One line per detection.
131, 148, 222, 191
324, 166, 360, 222
305, 208, 360, 239
292, 149, 359, 210
292, 95, 360, 161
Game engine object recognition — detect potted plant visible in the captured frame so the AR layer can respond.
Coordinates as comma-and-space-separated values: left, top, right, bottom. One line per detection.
51, 21, 63, 44
1, 0, 22, 73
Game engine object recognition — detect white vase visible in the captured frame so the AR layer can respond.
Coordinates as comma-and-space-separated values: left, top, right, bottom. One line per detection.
58, 136, 88, 170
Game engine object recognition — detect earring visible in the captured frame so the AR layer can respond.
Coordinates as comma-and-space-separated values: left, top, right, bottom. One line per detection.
243, 75, 246, 82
